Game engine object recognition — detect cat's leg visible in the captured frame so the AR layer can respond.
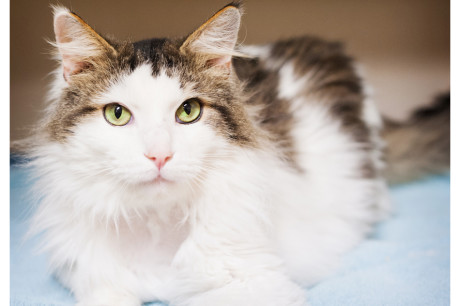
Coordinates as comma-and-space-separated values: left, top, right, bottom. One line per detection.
273, 174, 390, 286
74, 288, 141, 306
51, 236, 144, 306
63, 264, 143, 306
171, 236, 308, 306
164, 150, 308, 305
175, 273, 307, 306
169, 202, 308, 306
176, 275, 307, 306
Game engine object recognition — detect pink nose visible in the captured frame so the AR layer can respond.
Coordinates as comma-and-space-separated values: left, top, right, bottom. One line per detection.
144, 153, 173, 170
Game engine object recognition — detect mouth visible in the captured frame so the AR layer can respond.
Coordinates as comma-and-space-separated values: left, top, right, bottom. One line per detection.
152, 174, 172, 185
137, 171, 175, 188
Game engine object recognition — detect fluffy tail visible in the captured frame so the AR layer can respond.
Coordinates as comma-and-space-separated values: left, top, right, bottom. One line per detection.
382, 93, 450, 184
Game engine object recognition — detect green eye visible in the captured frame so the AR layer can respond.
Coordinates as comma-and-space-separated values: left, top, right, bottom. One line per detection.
176, 99, 202, 124
104, 103, 132, 126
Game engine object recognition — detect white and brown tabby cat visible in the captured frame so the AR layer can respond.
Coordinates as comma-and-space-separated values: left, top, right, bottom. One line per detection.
22, 3, 449, 306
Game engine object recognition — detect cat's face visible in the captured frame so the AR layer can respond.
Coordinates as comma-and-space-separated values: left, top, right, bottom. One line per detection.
66, 63, 233, 192
45, 4, 257, 196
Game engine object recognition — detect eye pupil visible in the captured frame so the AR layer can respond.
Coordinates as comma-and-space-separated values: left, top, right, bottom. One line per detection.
183, 102, 192, 115
114, 105, 122, 119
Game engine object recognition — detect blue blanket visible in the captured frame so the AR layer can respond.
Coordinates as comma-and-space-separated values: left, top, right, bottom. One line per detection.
10, 166, 450, 305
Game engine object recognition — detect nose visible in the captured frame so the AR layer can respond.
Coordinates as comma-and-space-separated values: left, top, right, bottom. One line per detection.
144, 153, 173, 170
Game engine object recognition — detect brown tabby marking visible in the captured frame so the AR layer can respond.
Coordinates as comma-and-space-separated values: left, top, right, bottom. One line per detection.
383, 93, 450, 184
234, 37, 375, 175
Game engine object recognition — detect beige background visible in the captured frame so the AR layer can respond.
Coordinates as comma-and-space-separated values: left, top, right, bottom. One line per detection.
10, 0, 449, 141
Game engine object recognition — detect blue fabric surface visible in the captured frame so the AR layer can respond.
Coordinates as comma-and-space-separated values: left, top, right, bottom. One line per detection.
10, 166, 450, 305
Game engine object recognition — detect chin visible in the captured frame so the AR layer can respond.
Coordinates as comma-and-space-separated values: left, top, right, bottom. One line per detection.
137, 173, 180, 194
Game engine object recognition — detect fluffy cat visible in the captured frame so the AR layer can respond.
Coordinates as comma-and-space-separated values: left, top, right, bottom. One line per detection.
21, 3, 449, 306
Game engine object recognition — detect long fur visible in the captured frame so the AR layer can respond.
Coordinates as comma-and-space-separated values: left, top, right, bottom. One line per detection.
383, 93, 450, 184
20, 4, 448, 306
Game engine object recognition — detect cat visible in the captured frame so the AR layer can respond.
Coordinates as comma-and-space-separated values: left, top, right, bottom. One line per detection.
20, 2, 449, 306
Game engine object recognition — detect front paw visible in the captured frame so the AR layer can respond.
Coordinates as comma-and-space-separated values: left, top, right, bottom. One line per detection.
175, 280, 308, 306
75, 292, 141, 306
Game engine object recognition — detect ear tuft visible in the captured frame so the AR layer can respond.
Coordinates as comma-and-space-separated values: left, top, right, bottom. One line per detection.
52, 5, 116, 82
180, 4, 244, 72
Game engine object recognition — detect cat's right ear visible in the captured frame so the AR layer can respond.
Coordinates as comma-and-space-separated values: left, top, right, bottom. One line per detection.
180, 3, 243, 74
52, 6, 116, 82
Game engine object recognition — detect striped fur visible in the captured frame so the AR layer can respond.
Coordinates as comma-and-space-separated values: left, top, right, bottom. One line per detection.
20, 3, 449, 306
383, 93, 450, 184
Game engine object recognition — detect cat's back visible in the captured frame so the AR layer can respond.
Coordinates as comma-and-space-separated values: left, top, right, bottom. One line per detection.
234, 36, 374, 170
234, 36, 363, 117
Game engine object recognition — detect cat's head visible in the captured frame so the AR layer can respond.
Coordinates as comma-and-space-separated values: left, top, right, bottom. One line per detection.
42, 3, 258, 198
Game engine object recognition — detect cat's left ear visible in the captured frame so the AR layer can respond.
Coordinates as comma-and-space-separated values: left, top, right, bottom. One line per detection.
53, 6, 117, 82
180, 3, 242, 73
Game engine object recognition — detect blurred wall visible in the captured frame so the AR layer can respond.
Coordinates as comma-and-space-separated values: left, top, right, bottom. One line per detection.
10, 0, 449, 141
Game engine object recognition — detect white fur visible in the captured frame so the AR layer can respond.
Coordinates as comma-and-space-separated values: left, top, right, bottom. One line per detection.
238, 44, 272, 59
272, 60, 390, 285
278, 62, 315, 101
29, 54, 389, 305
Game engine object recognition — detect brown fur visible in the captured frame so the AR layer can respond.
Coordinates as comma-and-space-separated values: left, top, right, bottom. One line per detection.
50, 24, 373, 175
383, 93, 450, 184
48, 6, 259, 148
47, 39, 133, 141
234, 36, 374, 175
45, 4, 448, 184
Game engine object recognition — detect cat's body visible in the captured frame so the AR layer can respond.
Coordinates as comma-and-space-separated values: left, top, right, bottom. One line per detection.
22, 4, 449, 306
